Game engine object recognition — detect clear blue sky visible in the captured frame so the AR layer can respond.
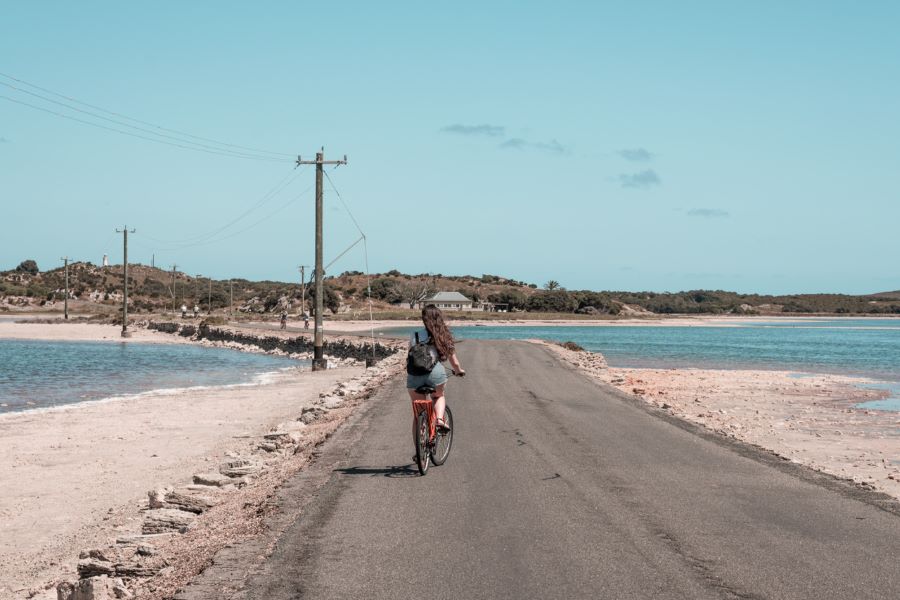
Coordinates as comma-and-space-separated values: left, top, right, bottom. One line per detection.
2, 2, 898, 294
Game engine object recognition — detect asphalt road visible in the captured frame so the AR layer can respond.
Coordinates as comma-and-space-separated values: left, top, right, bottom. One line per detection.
238, 340, 900, 599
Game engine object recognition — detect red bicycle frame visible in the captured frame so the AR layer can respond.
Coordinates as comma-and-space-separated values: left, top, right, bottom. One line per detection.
411, 396, 437, 444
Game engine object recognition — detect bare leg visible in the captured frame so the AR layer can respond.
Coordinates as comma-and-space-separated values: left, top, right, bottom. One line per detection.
408, 389, 427, 437
432, 383, 446, 423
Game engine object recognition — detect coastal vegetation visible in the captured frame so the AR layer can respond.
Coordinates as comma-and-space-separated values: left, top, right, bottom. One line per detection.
2, 261, 899, 317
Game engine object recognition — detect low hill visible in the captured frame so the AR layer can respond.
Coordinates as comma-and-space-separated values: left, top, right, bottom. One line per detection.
2, 260, 899, 317
869, 290, 900, 300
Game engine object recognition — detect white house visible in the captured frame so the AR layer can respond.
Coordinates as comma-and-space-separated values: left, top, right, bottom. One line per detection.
418, 291, 475, 311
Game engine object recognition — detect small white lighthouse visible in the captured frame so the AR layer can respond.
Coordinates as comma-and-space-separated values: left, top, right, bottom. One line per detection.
102, 254, 109, 267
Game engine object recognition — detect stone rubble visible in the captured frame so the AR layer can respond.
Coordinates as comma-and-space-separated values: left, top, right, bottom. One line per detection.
57, 574, 133, 600
141, 509, 197, 535
190, 472, 230, 487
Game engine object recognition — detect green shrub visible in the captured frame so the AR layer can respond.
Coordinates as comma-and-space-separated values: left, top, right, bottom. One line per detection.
526, 290, 578, 313
15, 260, 39, 275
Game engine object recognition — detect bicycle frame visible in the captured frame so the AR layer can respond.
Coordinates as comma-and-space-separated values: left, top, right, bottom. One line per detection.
411, 396, 437, 444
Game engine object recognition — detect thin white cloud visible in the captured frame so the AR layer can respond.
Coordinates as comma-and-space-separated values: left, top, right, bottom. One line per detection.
500, 137, 527, 149
440, 124, 505, 137
618, 148, 654, 162
500, 137, 568, 155
443, 123, 568, 155
618, 169, 661, 189
687, 208, 730, 218
533, 139, 566, 155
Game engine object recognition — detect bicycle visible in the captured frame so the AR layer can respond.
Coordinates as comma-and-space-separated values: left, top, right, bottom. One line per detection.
411, 372, 462, 475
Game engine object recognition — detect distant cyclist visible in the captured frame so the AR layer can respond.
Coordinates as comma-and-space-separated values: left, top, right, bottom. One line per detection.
407, 305, 465, 431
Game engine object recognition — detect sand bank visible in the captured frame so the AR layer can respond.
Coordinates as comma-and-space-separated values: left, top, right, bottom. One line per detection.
326, 314, 900, 335
0, 321, 186, 344
540, 342, 900, 503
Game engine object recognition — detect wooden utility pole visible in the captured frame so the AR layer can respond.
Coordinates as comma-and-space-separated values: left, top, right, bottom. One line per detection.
116, 227, 136, 337
229, 279, 234, 318
60, 256, 70, 319
298, 265, 310, 317
296, 150, 348, 371
170, 264, 178, 316
207, 277, 212, 314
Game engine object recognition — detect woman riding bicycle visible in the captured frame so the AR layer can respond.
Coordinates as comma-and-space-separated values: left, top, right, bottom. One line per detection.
407, 304, 465, 431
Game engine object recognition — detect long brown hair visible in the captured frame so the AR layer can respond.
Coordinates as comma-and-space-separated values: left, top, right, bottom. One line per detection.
422, 304, 455, 360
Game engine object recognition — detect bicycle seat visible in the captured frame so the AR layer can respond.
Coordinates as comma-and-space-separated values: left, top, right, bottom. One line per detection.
415, 385, 436, 395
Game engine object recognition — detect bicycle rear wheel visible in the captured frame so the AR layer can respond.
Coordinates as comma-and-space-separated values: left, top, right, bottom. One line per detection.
414, 410, 430, 475
430, 406, 453, 466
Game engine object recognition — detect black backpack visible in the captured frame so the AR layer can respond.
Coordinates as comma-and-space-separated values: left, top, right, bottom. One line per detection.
407, 331, 438, 375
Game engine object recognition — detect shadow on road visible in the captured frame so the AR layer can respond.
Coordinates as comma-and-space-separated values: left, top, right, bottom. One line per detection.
335, 464, 419, 478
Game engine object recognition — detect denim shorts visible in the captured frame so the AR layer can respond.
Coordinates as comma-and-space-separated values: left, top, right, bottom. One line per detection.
406, 361, 448, 390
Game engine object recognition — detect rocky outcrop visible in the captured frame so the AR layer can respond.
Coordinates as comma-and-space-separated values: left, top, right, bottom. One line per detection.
142, 509, 196, 534
191, 472, 231, 487
148, 489, 216, 514
218, 458, 262, 478
57, 575, 133, 600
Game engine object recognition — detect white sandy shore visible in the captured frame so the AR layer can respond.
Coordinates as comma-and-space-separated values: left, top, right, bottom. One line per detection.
325, 314, 900, 335
540, 342, 900, 502
0, 321, 188, 344
0, 322, 365, 597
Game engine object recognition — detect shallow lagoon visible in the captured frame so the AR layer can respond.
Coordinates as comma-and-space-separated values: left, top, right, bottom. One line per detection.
0, 339, 302, 412
385, 318, 900, 408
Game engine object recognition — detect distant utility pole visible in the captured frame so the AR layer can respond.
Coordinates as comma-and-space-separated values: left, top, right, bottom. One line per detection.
116, 226, 136, 337
60, 256, 70, 320
296, 150, 348, 371
298, 265, 311, 317
229, 279, 234, 318
207, 276, 212, 315
170, 264, 178, 315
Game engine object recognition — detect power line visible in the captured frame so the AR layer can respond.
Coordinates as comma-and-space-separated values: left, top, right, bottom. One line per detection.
1, 95, 288, 162
0, 71, 293, 158
319, 168, 376, 360
325, 234, 365, 272
0, 80, 288, 162
140, 166, 305, 246
323, 169, 364, 237
136, 183, 315, 252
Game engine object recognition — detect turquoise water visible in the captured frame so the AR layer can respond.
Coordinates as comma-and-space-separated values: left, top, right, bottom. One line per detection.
384, 318, 900, 409
856, 382, 900, 411
0, 340, 303, 413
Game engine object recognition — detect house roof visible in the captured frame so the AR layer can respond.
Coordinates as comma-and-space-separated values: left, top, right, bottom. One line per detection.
426, 291, 472, 303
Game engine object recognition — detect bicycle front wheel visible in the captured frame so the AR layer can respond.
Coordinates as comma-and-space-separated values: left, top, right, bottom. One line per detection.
430, 406, 453, 466
414, 410, 430, 475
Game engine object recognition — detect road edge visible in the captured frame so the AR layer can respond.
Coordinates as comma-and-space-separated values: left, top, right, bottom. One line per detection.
170, 373, 405, 599
531, 341, 900, 518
